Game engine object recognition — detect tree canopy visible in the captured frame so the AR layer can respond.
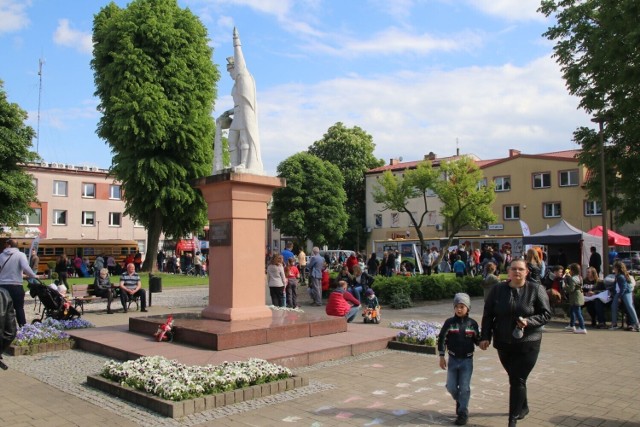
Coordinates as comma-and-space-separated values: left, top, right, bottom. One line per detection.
435, 157, 496, 253
0, 80, 39, 227
308, 122, 383, 250
372, 157, 495, 264
539, 0, 640, 225
91, 0, 219, 270
271, 152, 348, 248
372, 161, 439, 252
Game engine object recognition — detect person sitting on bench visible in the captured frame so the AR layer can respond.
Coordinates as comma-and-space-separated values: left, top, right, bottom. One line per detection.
94, 268, 115, 314
119, 263, 147, 313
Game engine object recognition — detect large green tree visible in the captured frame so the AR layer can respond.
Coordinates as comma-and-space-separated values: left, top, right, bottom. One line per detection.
271, 152, 348, 248
539, 0, 640, 225
92, 0, 219, 270
435, 157, 496, 261
0, 80, 39, 227
371, 161, 440, 253
308, 122, 383, 250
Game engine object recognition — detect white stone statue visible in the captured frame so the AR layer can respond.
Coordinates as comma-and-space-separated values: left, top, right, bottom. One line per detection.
213, 28, 263, 175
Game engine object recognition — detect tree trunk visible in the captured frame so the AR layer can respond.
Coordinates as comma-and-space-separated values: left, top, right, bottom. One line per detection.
141, 210, 163, 272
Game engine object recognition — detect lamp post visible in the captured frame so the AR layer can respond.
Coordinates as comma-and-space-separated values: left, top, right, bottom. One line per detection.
591, 116, 609, 276
97, 220, 101, 241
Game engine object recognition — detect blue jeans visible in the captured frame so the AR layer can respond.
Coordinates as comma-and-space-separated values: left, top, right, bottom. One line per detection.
346, 306, 360, 322
569, 305, 585, 329
611, 291, 640, 326
349, 285, 362, 302
446, 356, 473, 416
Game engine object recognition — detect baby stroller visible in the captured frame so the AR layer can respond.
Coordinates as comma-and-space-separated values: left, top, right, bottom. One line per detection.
27, 278, 81, 323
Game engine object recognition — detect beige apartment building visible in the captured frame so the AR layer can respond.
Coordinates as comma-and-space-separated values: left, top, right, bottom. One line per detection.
16, 162, 149, 252
365, 148, 608, 254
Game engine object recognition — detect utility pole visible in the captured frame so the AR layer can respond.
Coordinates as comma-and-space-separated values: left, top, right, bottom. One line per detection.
37, 58, 45, 154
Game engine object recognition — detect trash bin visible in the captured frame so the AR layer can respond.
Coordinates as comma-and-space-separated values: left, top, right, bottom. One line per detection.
149, 274, 162, 307
149, 275, 162, 293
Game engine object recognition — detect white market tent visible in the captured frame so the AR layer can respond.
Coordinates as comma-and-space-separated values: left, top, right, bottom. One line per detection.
522, 219, 603, 274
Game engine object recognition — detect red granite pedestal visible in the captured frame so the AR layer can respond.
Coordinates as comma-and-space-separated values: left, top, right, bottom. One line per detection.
193, 172, 285, 322
129, 310, 347, 351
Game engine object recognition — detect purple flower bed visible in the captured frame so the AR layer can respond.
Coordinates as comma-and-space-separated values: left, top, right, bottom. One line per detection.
389, 320, 441, 346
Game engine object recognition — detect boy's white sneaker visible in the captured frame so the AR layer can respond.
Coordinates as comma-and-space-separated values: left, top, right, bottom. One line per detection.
574, 328, 587, 334
564, 325, 576, 332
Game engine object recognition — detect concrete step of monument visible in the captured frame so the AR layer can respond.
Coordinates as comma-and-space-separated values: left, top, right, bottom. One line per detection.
126, 311, 348, 351
68, 321, 399, 369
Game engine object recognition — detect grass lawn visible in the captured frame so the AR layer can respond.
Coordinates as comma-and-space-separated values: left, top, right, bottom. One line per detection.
29, 272, 209, 290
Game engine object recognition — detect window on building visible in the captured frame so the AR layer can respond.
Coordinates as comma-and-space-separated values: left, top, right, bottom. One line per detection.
559, 169, 579, 187
504, 205, 520, 220
133, 220, 144, 228
53, 210, 67, 225
494, 176, 511, 192
32, 177, 38, 195
477, 178, 487, 189
585, 201, 602, 216
21, 208, 42, 226
82, 211, 95, 226
374, 214, 382, 228
543, 202, 562, 218
532, 172, 551, 189
109, 212, 122, 226
391, 212, 399, 228
426, 188, 436, 197
109, 185, 122, 200
53, 180, 68, 196
82, 183, 96, 198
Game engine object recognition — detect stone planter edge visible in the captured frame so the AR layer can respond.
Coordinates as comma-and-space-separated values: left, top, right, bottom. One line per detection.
387, 339, 437, 354
87, 374, 309, 418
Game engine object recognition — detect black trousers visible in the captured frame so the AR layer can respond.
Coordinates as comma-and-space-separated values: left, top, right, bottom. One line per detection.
0, 285, 25, 327
497, 341, 541, 420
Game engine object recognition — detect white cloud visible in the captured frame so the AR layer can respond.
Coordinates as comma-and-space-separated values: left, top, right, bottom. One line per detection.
305, 27, 485, 57
467, 0, 545, 22
254, 55, 588, 174
53, 19, 92, 54
215, 0, 293, 20
0, 0, 30, 33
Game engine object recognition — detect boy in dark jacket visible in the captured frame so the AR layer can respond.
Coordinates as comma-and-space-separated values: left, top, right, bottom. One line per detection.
437, 293, 480, 426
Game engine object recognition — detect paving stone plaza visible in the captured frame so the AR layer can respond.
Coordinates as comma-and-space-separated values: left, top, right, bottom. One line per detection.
1, 285, 639, 427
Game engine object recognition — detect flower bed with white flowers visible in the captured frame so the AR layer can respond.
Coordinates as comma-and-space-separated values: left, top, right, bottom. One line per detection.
387, 320, 441, 354
9, 318, 94, 356
87, 356, 308, 418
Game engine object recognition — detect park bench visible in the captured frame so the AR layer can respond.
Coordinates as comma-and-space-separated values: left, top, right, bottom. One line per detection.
72, 284, 139, 314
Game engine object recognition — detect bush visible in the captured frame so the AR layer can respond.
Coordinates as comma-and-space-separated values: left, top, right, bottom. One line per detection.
372, 273, 484, 307
388, 292, 412, 309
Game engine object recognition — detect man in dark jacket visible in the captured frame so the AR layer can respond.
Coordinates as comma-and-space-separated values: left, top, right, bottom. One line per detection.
0, 287, 17, 370
588, 246, 602, 276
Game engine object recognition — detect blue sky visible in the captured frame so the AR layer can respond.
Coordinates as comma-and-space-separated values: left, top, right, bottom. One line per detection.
1, 0, 591, 175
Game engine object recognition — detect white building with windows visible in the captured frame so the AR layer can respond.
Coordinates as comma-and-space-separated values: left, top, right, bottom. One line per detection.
19, 163, 149, 253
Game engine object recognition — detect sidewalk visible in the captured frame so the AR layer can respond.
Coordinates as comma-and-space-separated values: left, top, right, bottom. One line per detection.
2, 285, 639, 427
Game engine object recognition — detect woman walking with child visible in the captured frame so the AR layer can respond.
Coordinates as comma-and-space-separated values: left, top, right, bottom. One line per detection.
266, 254, 286, 307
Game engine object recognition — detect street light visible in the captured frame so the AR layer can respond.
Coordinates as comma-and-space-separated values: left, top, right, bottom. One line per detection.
591, 116, 609, 276
97, 220, 101, 241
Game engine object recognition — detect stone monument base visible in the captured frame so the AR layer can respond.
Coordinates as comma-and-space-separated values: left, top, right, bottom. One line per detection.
193, 172, 285, 322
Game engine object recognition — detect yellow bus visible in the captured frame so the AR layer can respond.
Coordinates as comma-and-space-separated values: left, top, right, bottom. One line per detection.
0, 238, 138, 275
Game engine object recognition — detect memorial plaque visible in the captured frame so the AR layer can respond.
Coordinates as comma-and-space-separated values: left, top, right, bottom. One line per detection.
210, 221, 232, 246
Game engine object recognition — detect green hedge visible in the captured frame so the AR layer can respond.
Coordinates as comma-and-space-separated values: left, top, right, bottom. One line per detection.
370, 274, 483, 305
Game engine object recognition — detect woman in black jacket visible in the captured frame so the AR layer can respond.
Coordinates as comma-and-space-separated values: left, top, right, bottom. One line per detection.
479, 258, 551, 426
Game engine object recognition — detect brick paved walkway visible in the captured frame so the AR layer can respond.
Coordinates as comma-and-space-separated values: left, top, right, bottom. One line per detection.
1, 286, 639, 427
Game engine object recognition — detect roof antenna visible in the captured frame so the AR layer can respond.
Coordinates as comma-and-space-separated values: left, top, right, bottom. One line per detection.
37, 57, 45, 155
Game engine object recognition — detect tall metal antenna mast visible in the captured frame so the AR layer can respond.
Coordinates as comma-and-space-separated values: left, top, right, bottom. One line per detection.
37, 57, 45, 154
